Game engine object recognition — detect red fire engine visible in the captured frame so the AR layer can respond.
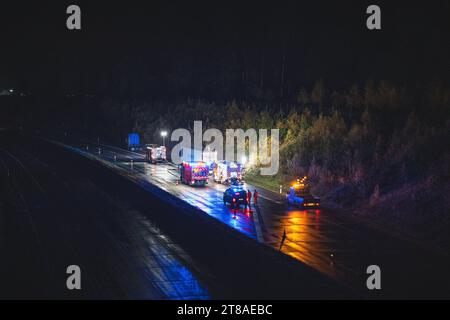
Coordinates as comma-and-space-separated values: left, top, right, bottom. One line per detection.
180, 162, 209, 186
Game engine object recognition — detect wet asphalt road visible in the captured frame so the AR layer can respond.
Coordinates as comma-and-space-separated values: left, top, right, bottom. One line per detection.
1, 132, 450, 299
1, 133, 348, 299
66, 138, 450, 298
0, 135, 209, 299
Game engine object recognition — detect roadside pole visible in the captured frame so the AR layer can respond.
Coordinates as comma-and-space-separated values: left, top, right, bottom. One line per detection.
279, 229, 287, 251
252, 204, 265, 243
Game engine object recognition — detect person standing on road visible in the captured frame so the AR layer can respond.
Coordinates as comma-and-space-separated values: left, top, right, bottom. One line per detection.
253, 189, 259, 205
246, 189, 252, 207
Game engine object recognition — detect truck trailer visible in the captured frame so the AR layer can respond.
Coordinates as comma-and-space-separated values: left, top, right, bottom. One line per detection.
146, 144, 167, 164
127, 133, 141, 151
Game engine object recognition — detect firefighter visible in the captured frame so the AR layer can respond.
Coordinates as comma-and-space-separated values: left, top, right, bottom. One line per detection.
246, 189, 252, 207
253, 189, 259, 205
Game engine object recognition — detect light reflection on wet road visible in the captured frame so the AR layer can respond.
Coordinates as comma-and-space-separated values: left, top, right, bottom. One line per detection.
108, 210, 210, 299
69, 141, 450, 296
73, 144, 358, 284
0, 139, 210, 299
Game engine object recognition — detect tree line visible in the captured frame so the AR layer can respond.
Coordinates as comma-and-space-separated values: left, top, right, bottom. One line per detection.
2, 79, 449, 209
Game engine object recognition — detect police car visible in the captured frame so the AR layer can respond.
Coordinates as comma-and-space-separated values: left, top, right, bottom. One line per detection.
223, 186, 248, 208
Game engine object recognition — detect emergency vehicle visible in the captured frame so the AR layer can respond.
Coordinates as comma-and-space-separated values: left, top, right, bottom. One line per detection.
202, 149, 218, 175
189, 147, 217, 175
286, 176, 321, 208
223, 186, 248, 208
146, 144, 167, 164
180, 161, 209, 186
213, 161, 242, 184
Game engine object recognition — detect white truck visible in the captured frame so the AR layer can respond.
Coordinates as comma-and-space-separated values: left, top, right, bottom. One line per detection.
213, 160, 242, 184
202, 149, 218, 175
146, 144, 167, 164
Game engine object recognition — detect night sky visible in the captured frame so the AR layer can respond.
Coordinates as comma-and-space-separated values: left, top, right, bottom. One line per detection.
1, 1, 449, 99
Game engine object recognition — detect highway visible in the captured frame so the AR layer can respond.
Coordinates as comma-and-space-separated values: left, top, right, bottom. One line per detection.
0, 134, 210, 299
1, 132, 449, 298
62, 137, 450, 298
1, 133, 348, 299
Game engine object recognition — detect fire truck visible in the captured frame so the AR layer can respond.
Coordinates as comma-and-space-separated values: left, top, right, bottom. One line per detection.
146, 144, 167, 164
202, 149, 218, 175
213, 161, 242, 184
189, 147, 217, 175
180, 162, 209, 186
